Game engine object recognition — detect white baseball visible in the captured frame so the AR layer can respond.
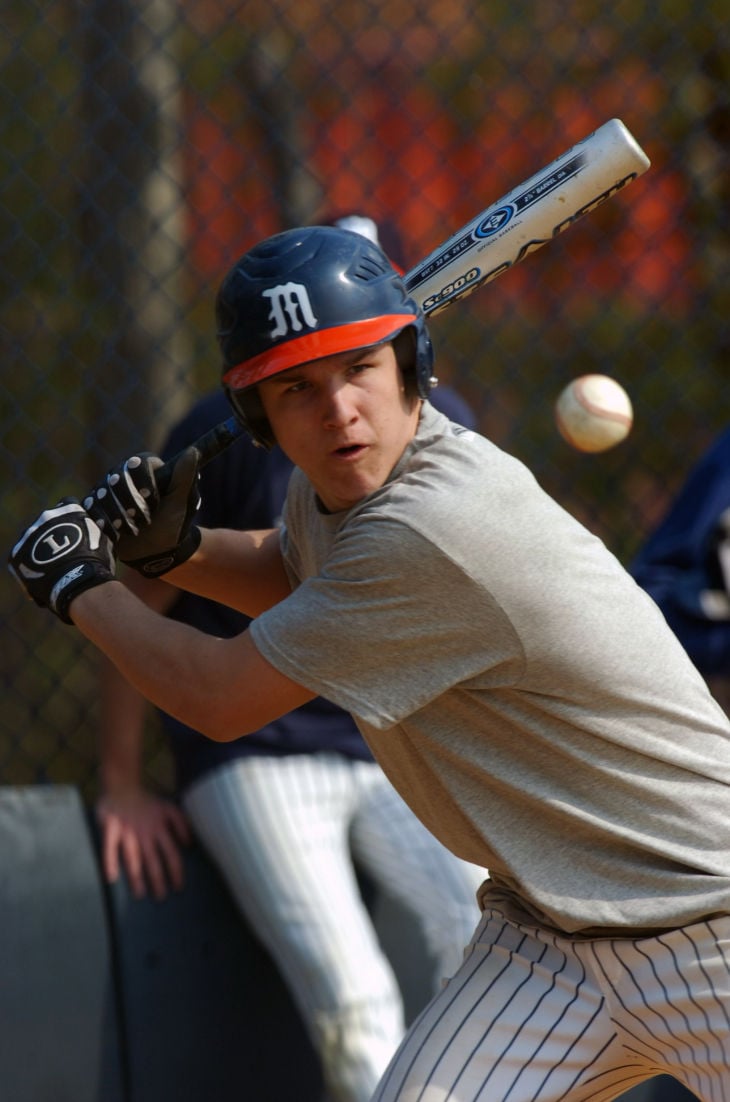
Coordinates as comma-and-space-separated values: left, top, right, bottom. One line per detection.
554, 375, 633, 453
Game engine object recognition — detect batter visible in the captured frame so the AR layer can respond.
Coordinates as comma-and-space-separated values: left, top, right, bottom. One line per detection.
11, 225, 730, 1101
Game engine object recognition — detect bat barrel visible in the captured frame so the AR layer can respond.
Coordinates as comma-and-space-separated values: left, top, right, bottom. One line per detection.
407, 118, 650, 317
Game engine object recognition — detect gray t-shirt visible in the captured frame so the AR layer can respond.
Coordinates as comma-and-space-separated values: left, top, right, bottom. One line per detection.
251, 403, 730, 934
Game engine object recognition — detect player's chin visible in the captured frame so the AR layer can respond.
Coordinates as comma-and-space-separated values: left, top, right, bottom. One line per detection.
315, 463, 384, 513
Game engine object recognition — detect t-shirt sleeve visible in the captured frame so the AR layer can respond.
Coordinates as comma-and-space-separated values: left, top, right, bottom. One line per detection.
249, 516, 521, 728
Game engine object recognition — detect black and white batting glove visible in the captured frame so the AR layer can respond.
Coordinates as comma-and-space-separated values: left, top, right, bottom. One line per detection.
8, 499, 116, 624
83, 448, 202, 577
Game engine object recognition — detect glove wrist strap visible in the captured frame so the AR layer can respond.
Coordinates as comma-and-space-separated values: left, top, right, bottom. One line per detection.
50, 561, 115, 624
125, 524, 202, 578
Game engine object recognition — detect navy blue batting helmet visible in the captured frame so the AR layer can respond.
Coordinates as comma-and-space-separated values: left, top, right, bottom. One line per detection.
217, 225, 434, 446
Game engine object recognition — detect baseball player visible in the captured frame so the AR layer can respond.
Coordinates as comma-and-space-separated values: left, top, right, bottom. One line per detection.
96, 382, 485, 1102
9, 226, 730, 1101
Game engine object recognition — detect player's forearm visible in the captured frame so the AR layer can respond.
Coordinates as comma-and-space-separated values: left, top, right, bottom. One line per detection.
74, 582, 229, 736
162, 526, 291, 616
71, 580, 308, 741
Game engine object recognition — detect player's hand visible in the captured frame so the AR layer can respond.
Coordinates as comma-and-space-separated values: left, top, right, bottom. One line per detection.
83, 447, 202, 577
96, 787, 192, 900
8, 499, 116, 623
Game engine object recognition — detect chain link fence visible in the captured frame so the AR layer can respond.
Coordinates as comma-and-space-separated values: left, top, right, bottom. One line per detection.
2, 0, 728, 797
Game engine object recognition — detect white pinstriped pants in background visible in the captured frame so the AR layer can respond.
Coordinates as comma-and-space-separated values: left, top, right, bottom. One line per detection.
371, 906, 730, 1102
182, 753, 486, 1102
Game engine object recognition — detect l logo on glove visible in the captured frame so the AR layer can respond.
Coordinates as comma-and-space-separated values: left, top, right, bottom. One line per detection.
30, 521, 84, 564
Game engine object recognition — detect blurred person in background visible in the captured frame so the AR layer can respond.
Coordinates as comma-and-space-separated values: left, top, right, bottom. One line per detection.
631, 424, 730, 716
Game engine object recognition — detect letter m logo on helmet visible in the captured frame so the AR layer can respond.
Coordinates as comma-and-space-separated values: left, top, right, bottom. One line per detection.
263, 282, 318, 339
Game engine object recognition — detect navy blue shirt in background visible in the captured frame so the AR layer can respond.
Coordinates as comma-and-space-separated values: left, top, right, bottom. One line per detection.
630, 427, 730, 679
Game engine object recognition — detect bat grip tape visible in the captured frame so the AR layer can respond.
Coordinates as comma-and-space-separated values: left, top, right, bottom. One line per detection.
155, 415, 244, 493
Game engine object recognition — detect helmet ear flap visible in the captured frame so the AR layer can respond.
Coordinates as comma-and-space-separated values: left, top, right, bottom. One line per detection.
414, 320, 435, 398
225, 387, 275, 450
393, 322, 436, 400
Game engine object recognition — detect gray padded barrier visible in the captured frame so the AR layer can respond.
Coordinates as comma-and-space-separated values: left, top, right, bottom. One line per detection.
101, 826, 323, 1102
0, 785, 124, 1102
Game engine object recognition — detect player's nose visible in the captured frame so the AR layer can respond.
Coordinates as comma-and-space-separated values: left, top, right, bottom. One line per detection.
322, 381, 358, 427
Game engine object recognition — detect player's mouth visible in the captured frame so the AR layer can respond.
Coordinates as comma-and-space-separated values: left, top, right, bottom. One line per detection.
332, 443, 368, 460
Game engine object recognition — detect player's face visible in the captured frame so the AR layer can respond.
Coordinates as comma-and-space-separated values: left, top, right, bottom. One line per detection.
258, 342, 420, 512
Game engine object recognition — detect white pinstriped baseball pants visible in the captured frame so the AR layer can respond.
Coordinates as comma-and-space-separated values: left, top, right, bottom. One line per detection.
182, 753, 486, 1102
371, 906, 730, 1102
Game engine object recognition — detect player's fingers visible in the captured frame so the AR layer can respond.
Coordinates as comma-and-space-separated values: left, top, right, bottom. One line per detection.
83, 484, 129, 541
101, 461, 148, 536
100, 816, 122, 884
138, 828, 181, 899
110, 456, 157, 528
154, 832, 186, 894
82, 488, 115, 538
119, 832, 148, 900
165, 804, 192, 845
83, 454, 162, 539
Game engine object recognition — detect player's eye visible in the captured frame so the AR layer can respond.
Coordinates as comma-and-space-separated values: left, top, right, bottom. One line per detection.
285, 379, 309, 394
346, 361, 371, 377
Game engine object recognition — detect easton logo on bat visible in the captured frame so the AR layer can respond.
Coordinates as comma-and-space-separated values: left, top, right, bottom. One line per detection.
553, 173, 642, 232
474, 207, 512, 238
